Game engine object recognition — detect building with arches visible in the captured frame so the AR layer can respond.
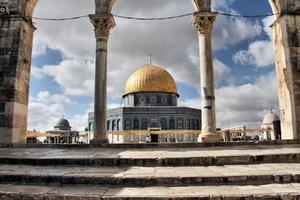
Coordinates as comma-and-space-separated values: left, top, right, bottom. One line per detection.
88, 64, 201, 143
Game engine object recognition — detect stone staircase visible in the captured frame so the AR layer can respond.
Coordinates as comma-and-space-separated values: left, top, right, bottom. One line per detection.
0, 141, 299, 199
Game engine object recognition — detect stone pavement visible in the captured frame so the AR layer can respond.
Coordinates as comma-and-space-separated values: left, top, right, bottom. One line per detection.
0, 144, 299, 166
0, 142, 299, 199
0, 183, 299, 200
0, 163, 300, 186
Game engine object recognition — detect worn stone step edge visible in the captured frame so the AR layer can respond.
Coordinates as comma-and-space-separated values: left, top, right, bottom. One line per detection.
1, 193, 299, 200
0, 153, 299, 166
1, 139, 300, 149
0, 184, 300, 200
1, 173, 300, 187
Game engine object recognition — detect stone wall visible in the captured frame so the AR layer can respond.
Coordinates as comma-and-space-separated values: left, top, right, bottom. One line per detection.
270, 0, 300, 139
0, 0, 37, 143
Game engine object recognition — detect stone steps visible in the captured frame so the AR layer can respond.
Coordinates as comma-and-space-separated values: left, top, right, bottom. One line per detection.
0, 163, 300, 187
0, 183, 299, 199
2, 140, 298, 149
1, 153, 299, 166
0, 144, 299, 167
0, 143, 300, 199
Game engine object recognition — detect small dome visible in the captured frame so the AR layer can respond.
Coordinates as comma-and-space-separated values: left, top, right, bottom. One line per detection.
263, 112, 280, 125
124, 64, 178, 97
55, 118, 71, 130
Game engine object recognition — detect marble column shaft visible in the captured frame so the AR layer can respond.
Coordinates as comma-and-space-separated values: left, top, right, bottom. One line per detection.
90, 14, 115, 143
192, 12, 219, 142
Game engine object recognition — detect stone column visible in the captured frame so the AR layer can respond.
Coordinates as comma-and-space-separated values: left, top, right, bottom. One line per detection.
89, 14, 115, 143
0, 0, 38, 143
192, 12, 220, 142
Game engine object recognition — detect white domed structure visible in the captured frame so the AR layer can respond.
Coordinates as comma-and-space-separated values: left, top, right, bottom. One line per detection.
46, 118, 79, 144
261, 111, 281, 141
263, 112, 280, 125
54, 118, 71, 131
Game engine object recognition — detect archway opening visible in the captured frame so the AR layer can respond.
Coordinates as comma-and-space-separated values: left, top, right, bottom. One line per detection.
24, 0, 297, 143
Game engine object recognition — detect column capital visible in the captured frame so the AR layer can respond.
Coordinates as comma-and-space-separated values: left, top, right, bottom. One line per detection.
89, 14, 116, 39
192, 12, 218, 35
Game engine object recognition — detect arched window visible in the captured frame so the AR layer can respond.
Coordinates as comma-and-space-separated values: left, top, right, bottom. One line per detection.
141, 118, 148, 130
191, 119, 195, 130
160, 118, 167, 130
112, 120, 116, 131
177, 119, 183, 130
107, 121, 110, 131
187, 119, 191, 130
133, 118, 139, 130
157, 95, 161, 104
169, 118, 175, 129
124, 119, 131, 130
146, 96, 150, 104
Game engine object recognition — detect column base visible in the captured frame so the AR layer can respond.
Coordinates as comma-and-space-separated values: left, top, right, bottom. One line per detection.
198, 133, 221, 143
90, 137, 109, 144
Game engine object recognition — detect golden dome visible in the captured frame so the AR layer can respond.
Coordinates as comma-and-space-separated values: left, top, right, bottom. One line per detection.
124, 64, 178, 97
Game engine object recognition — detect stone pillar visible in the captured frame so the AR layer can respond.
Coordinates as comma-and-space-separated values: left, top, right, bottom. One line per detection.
192, 1, 220, 142
269, 0, 300, 139
0, 0, 37, 143
89, 0, 115, 143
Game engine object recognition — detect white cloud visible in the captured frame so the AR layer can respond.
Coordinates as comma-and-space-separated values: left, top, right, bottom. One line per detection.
212, 0, 262, 50
178, 98, 200, 109
36, 91, 50, 103
32, 42, 47, 57
217, 72, 279, 128
179, 72, 279, 128
33, 0, 95, 59
233, 40, 275, 67
263, 16, 276, 40
35, 91, 75, 106
32, 0, 264, 98
31, 66, 44, 79
28, 92, 87, 131
213, 59, 231, 84
212, 0, 236, 12
28, 102, 63, 131
232, 16, 276, 68
41, 59, 95, 96
213, 16, 262, 50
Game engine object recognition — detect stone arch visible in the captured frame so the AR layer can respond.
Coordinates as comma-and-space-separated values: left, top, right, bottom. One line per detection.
267, 0, 300, 139
0, 0, 300, 143
0, 0, 38, 143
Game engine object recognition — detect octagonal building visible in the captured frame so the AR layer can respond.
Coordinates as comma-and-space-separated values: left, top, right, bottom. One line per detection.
88, 64, 201, 143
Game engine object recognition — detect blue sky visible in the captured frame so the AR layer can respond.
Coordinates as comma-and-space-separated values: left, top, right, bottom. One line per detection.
29, 0, 278, 131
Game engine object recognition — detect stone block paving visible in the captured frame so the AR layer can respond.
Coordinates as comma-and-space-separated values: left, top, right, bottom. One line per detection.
0, 163, 300, 186
0, 144, 299, 159
0, 184, 299, 199
0, 144, 300, 199
0, 144, 299, 167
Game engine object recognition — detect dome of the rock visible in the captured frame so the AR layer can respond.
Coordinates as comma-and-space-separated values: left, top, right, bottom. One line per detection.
124, 64, 178, 97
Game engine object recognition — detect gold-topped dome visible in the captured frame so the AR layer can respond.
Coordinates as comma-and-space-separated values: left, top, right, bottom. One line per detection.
124, 64, 178, 97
